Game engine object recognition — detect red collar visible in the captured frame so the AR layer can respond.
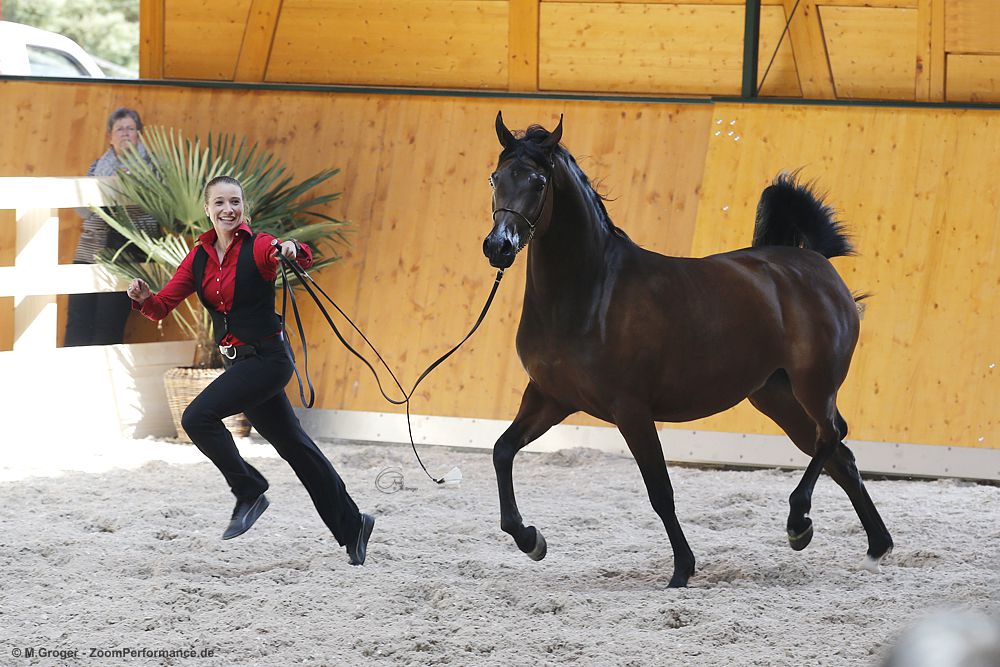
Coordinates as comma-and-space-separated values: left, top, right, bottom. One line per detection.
197, 222, 253, 246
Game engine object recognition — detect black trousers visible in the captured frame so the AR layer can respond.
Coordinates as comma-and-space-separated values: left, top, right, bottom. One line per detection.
181, 337, 362, 545
64, 289, 132, 346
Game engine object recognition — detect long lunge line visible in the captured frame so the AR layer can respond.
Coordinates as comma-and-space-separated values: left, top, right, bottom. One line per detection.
277, 254, 505, 484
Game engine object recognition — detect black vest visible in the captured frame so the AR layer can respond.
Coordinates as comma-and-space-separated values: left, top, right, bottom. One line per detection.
192, 233, 281, 345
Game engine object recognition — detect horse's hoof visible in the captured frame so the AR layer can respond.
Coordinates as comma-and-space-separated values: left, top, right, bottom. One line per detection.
787, 520, 814, 551
861, 546, 892, 573
666, 573, 689, 588
527, 528, 547, 561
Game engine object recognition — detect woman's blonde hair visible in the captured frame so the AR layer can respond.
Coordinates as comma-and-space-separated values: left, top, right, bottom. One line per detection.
203, 175, 244, 205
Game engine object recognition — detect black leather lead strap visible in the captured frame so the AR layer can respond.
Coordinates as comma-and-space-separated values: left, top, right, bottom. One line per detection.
277, 255, 505, 484
279, 259, 316, 408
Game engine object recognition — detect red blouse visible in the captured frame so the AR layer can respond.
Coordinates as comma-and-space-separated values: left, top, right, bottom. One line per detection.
133, 222, 314, 345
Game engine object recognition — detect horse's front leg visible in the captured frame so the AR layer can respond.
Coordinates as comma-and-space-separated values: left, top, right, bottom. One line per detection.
615, 406, 695, 588
494, 382, 571, 560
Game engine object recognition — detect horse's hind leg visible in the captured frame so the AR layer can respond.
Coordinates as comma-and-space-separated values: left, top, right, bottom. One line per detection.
615, 406, 695, 588
826, 439, 893, 570
493, 382, 572, 560
749, 372, 893, 566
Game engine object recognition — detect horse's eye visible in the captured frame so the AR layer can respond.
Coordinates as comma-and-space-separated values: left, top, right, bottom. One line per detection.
531, 173, 547, 190
489, 175, 496, 189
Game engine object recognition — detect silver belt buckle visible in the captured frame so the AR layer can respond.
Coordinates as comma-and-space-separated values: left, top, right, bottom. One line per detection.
220, 344, 236, 360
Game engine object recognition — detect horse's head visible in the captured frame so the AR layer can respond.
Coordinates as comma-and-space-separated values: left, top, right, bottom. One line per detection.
483, 111, 563, 269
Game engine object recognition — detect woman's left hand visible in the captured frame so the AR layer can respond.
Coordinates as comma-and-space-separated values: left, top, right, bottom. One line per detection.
273, 240, 298, 261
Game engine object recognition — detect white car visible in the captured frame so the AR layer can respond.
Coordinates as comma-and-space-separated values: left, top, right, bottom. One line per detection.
0, 21, 105, 77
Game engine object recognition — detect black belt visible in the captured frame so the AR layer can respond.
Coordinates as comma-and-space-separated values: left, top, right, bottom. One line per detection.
219, 333, 282, 361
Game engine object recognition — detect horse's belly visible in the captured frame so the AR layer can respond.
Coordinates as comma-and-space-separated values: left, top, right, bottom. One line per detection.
647, 358, 778, 422
649, 388, 753, 423
522, 344, 776, 424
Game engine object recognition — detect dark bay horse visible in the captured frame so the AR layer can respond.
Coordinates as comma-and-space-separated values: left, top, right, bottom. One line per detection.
482, 112, 893, 588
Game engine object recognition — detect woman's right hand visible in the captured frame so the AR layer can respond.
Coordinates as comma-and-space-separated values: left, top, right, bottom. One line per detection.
127, 278, 151, 304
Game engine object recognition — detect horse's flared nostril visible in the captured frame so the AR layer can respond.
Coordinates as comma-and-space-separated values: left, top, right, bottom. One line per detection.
484, 231, 518, 268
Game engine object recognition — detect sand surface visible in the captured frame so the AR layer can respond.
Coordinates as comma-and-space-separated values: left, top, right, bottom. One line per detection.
1, 437, 998, 666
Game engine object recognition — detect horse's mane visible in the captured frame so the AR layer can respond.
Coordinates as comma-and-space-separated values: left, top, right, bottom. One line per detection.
502, 125, 627, 239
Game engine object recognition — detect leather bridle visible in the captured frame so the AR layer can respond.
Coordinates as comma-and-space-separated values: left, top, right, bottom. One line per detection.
489, 165, 553, 249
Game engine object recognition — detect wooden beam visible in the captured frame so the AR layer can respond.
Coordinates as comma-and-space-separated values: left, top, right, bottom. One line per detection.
509, 0, 539, 91
930, 0, 946, 100
235, 0, 283, 82
138, 0, 165, 79
914, 0, 933, 100
782, 0, 836, 99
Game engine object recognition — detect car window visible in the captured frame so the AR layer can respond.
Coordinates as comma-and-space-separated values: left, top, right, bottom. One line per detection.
26, 45, 88, 77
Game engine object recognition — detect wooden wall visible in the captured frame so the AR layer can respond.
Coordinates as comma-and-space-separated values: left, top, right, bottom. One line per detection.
688, 102, 1000, 448
1, 79, 999, 452
139, 0, 1000, 102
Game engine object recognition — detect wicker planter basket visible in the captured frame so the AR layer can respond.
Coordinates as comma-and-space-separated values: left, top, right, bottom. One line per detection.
163, 367, 251, 443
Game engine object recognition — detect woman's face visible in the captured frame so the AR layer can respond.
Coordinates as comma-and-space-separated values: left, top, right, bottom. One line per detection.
109, 116, 139, 154
204, 183, 245, 237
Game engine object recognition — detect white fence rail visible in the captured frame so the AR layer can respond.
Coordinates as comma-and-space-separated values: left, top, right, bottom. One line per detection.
0, 177, 193, 441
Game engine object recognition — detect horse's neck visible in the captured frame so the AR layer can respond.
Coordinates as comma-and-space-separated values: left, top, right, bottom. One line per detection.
525, 160, 616, 302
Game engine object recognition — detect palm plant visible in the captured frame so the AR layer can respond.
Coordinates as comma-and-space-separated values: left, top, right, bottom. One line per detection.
93, 126, 349, 367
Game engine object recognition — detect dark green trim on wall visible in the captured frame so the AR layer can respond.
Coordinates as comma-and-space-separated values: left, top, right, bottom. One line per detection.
4, 75, 1000, 112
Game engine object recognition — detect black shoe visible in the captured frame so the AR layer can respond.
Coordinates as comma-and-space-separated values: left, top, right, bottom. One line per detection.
347, 513, 375, 565
222, 494, 269, 540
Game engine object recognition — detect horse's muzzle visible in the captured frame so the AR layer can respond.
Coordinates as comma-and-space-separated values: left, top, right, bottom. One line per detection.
483, 233, 517, 269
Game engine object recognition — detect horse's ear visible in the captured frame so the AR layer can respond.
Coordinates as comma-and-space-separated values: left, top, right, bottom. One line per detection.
495, 111, 516, 149
541, 114, 564, 148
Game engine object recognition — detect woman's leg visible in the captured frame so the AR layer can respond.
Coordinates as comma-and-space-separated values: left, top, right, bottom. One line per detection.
245, 392, 363, 546
181, 354, 288, 502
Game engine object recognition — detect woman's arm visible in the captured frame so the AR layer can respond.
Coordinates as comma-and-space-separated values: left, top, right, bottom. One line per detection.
128, 247, 198, 321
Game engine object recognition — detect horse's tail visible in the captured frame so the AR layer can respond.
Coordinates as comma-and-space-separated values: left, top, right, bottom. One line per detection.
751, 172, 855, 259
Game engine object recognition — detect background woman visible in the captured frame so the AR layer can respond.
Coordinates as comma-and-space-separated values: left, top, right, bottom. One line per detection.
65, 106, 160, 346
126, 175, 374, 565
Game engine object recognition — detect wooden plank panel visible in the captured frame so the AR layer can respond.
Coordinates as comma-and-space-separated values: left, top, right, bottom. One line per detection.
690, 102, 1000, 447
139, 0, 165, 78
930, 0, 946, 101
266, 0, 509, 88
0, 297, 11, 352
946, 54, 1000, 103
783, 0, 835, 99
234, 0, 284, 82
757, 5, 803, 97
914, 0, 932, 101
164, 0, 251, 80
509, 0, 540, 91
539, 4, 799, 96
945, 0, 1000, 54
0, 210, 13, 266
821, 6, 918, 100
